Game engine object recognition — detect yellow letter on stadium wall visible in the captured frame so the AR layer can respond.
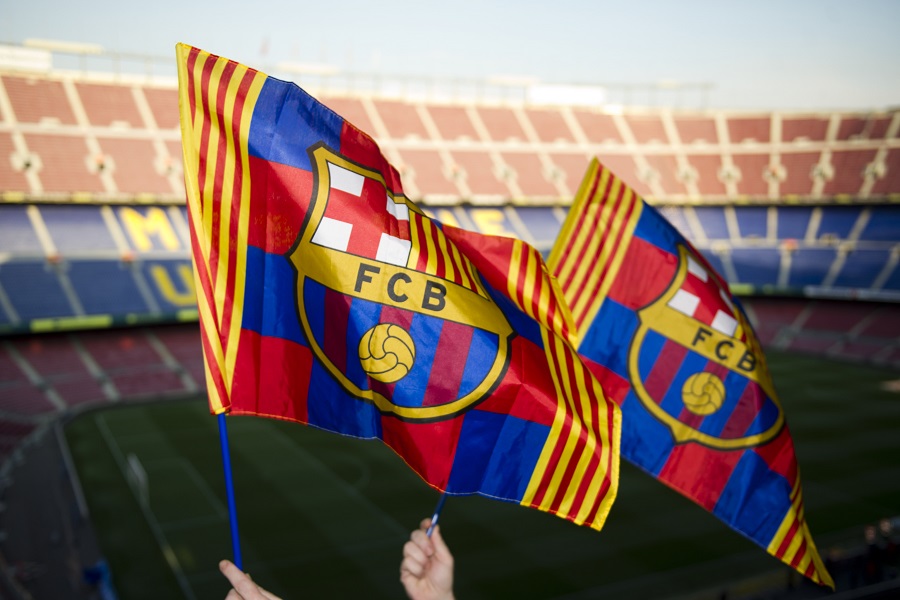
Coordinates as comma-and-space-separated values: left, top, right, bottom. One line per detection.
119, 207, 182, 251
151, 264, 196, 306
470, 209, 516, 238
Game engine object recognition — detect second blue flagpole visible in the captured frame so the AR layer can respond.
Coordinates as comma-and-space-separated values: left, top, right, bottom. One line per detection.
426, 493, 447, 537
218, 412, 243, 569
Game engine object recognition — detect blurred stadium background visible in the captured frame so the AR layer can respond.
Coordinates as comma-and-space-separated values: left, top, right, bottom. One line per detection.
0, 40, 898, 599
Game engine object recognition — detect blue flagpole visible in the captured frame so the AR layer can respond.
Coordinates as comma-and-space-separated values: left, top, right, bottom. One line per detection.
218, 413, 243, 569
426, 493, 447, 537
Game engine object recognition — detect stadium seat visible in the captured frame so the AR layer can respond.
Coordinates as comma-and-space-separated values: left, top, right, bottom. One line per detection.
733, 206, 769, 239
726, 115, 771, 144
673, 115, 718, 145
571, 110, 623, 144
474, 106, 528, 142
39, 205, 118, 252
787, 248, 837, 288
730, 248, 781, 286
140, 86, 180, 129
371, 99, 429, 139
424, 104, 480, 141
523, 107, 576, 143
0, 261, 77, 322
66, 260, 152, 316
1, 75, 77, 125
74, 81, 144, 128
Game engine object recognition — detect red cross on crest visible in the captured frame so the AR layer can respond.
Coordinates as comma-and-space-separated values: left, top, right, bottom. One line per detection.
312, 162, 411, 266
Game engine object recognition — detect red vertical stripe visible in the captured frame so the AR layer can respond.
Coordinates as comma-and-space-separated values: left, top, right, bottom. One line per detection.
208, 61, 236, 302
423, 321, 474, 407
644, 341, 688, 405
790, 537, 808, 568
413, 213, 430, 273
555, 168, 605, 287
186, 47, 200, 127
804, 561, 815, 579
753, 427, 798, 482
719, 382, 765, 440
583, 398, 617, 525
776, 516, 801, 558
198, 314, 230, 409
565, 362, 605, 518
196, 55, 216, 239
546, 344, 590, 514
378, 305, 415, 329
219, 67, 257, 355
574, 184, 640, 331
658, 443, 745, 511
215, 64, 247, 353
567, 173, 623, 301
323, 288, 352, 372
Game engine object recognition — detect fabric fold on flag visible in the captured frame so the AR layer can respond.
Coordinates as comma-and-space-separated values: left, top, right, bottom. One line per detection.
548, 157, 833, 587
176, 44, 620, 531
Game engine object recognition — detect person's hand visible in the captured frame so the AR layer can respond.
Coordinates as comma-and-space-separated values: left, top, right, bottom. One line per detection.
219, 559, 282, 600
400, 518, 455, 600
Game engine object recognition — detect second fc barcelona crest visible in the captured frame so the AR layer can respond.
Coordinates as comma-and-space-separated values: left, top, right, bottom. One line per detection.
627, 245, 784, 449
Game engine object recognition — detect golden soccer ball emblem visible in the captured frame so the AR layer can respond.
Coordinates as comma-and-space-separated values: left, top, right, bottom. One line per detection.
358, 323, 416, 383
681, 372, 726, 416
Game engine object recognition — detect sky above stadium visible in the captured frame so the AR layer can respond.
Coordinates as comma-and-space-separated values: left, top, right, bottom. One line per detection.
2, 0, 899, 110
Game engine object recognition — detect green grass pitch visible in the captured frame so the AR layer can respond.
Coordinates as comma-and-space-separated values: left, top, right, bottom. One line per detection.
64, 352, 900, 599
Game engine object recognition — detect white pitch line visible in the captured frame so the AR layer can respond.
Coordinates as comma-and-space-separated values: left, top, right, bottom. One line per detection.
95, 414, 197, 600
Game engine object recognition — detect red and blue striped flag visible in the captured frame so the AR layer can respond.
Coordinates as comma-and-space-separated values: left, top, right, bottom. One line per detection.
549, 158, 833, 587
176, 44, 620, 531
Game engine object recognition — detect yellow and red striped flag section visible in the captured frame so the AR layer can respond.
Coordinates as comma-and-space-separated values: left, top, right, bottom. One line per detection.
448, 229, 620, 528
177, 43, 266, 415
549, 157, 833, 587
177, 44, 620, 531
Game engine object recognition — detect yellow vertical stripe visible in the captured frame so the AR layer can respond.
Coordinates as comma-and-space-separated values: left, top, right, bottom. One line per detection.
554, 167, 610, 288
576, 374, 617, 524
555, 342, 597, 516
186, 49, 210, 267
446, 238, 470, 291
212, 61, 242, 324
423, 220, 439, 275
507, 241, 524, 316
536, 338, 582, 511
567, 176, 622, 320
201, 59, 227, 323
434, 224, 459, 283
408, 213, 423, 269
176, 43, 266, 412
548, 158, 600, 271
521, 331, 570, 505
565, 174, 618, 312
574, 186, 641, 328
222, 71, 266, 396
178, 45, 227, 413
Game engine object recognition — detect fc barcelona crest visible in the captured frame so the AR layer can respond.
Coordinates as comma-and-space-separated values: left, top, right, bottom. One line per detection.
627, 245, 784, 449
289, 145, 513, 421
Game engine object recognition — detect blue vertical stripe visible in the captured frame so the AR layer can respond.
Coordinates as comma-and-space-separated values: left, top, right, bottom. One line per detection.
248, 78, 343, 172
713, 450, 790, 546
307, 360, 382, 439
448, 410, 549, 500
